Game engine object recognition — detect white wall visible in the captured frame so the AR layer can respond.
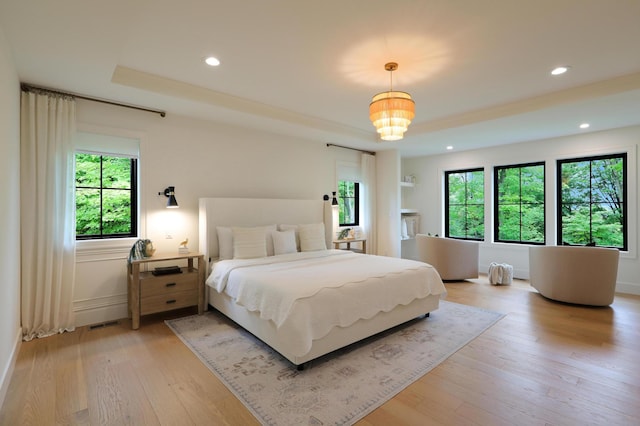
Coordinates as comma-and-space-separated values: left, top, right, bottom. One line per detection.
73, 100, 357, 326
402, 126, 640, 295
0, 26, 22, 409
376, 149, 401, 257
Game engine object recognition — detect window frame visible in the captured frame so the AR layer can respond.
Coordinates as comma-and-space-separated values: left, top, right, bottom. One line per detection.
444, 167, 485, 241
75, 152, 138, 240
556, 153, 627, 250
338, 180, 360, 227
493, 161, 546, 245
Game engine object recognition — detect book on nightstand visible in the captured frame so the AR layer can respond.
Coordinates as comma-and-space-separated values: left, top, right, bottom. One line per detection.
151, 266, 183, 276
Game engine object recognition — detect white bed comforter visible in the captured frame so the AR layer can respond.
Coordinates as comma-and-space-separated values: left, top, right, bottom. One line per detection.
206, 250, 446, 356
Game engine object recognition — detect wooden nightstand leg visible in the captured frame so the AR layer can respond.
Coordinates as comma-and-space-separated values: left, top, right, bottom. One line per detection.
131, 263, 140, 330
127, 263, 132, 319
197, 255, 205, 314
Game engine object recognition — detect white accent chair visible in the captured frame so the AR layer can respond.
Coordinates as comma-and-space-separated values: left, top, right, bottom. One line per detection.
528, 245, 619, 306
416, 234, 479, 281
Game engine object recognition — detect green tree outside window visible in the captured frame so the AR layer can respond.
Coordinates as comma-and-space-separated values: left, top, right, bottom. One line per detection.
494, 162, 545, 244
445, 168, 484, 240
75, 153, 137, 239
338, 181, 359, 226
558, 154, 626, 249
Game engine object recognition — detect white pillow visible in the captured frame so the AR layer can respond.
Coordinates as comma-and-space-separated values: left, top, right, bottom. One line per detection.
232, 227, 268, 259
278, 224, 300, 251
271, 230, 297, 255
216, 226, 233, 260
217, 225, 276, 259
299, 223, 327, 252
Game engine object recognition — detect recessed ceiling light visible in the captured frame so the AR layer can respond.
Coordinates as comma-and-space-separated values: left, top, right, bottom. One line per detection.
551, 66, 570, 76
446, 146, 453, 150
579, 123, 590, 129
204, 56, 220, 67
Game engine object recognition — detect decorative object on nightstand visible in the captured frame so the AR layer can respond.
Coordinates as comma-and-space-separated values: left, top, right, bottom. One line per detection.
178, 237, 189, 254
144, 240, 156, 257
127, 252, 205, 329
128, 239, 156, 262
338, 228, 352, 240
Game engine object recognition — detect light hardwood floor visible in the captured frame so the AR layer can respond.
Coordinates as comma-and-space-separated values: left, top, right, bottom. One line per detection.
2, 277, 639, 425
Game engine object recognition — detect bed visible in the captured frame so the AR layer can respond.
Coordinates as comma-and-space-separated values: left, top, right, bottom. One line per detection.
198, 197, 446, 367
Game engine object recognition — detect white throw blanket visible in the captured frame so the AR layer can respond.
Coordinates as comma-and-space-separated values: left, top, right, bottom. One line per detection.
207, 250, 446, 330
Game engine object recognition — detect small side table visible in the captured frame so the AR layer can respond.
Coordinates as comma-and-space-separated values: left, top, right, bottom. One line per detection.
127, 252, 205, 330
333, 238, 367, 253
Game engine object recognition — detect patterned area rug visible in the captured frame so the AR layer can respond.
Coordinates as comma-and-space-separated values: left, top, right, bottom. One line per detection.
166, 301, 504, 425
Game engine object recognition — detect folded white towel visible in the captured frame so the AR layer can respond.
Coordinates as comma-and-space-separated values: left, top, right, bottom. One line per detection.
401, 218, 409, 239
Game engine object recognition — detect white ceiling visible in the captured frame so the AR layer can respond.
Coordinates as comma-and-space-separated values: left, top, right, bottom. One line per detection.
2, 0, 640, 157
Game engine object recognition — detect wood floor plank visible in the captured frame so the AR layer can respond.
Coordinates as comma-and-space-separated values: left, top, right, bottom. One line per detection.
0, 337, 35, 425
2, 278, 640, 426
21, 334, 57, 425
465, 335, 640, 413
53, 329, 88, 425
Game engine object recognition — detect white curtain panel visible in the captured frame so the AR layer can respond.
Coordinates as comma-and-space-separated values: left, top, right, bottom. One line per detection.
20, 91, 77, 341
361, 153, 377, 254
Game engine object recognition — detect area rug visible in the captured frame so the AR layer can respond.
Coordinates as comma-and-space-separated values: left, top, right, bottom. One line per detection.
166, 301, 504, 425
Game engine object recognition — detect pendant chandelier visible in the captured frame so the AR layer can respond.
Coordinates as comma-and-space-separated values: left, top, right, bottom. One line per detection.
369, 62, 415, 141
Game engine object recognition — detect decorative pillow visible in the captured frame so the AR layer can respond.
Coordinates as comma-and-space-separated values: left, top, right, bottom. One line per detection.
278, 224, 300, 251
263, 225, 277, 256
216, 226, 234, 260
271, 230, 297, 255
217, 225, 276, 259
299, 223, 327, 252
232, 227, 268, 259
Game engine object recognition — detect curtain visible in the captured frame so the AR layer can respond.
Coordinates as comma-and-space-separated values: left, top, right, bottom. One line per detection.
20, 90, 77, 341
361, 153, 377, 254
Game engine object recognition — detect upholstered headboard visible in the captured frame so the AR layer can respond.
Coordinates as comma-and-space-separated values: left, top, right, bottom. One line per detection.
198, 197, 333, 265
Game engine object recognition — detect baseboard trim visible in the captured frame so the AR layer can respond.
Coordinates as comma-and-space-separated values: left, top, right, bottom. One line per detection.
616, 280, 640, 296
479, 263, 528, 280
0, 327, 22, 410
73, 295, 128, 328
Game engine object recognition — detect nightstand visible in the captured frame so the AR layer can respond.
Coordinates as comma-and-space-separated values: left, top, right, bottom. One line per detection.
333, 238, 367, 253
127, 252, 205, 329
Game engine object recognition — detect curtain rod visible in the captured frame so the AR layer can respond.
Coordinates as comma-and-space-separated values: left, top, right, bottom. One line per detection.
20, 83, 166, 118
326, 143, 376, 156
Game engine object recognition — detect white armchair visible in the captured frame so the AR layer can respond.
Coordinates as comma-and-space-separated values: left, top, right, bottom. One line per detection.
416, 234, 479, 281
528, 245, 619, 306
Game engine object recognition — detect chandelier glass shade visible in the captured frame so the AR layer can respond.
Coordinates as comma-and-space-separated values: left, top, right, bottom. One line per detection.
369, 62, 415, 141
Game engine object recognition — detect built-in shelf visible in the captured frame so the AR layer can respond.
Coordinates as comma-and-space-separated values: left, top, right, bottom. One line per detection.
401, 181, 418, 242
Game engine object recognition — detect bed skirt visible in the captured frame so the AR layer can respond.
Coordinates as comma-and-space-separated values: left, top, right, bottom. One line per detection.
208, 289, 441, 366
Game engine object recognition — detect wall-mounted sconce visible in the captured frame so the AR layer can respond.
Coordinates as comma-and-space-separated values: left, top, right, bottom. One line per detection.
159, 186, 179, 208
323, 192, 339, 206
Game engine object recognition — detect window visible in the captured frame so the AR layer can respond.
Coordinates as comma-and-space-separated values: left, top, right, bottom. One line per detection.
557, 153, 627, 249
75, 152, 138, 239
494, 162, 545, 244
445, 168, 484, 240
338, 180, 359, 226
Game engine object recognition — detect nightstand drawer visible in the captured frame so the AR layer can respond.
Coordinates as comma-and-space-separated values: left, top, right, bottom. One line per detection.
141, 290, 199, 315
140, 271, 198, 298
